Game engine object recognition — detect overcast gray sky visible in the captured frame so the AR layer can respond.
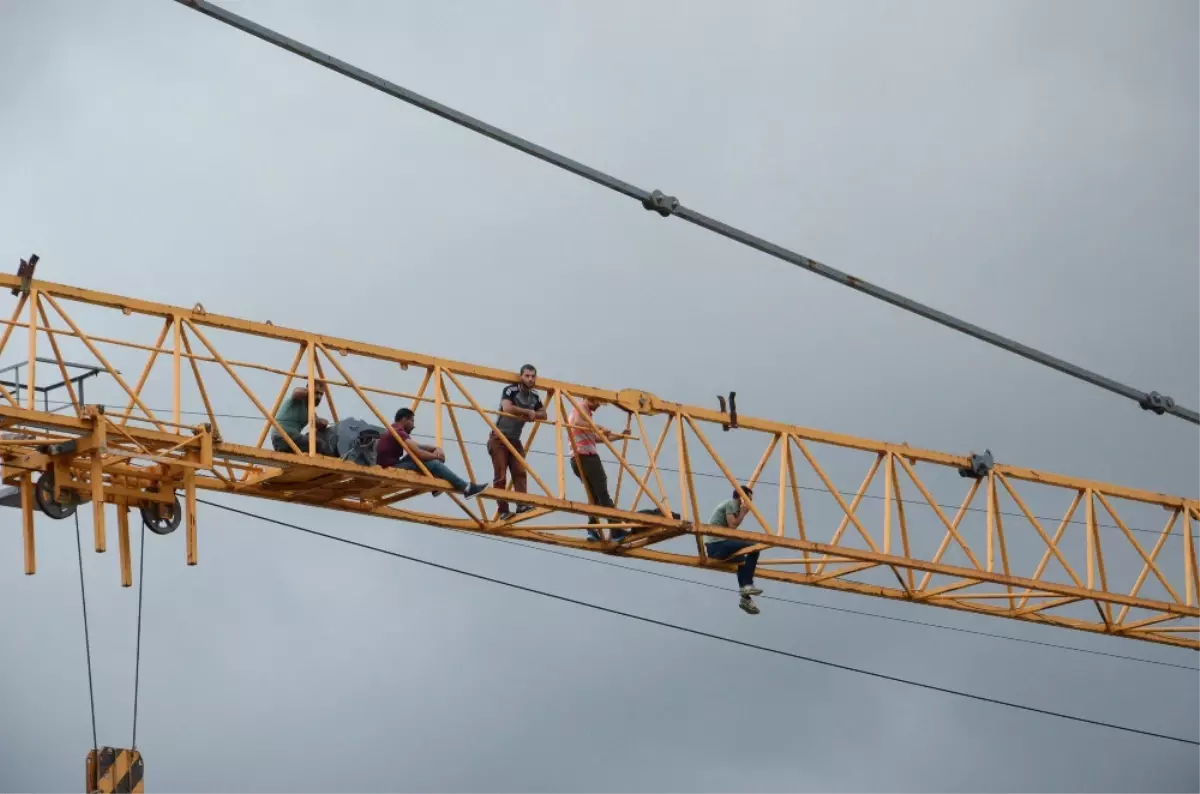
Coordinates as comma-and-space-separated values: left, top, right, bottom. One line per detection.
2, 0, 1198, 791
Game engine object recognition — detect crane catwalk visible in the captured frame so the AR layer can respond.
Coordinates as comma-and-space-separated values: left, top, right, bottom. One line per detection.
0, 273, 1196, 650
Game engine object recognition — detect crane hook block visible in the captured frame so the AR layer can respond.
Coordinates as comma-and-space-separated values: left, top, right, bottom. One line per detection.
86, 747, 144, 793
957, 449, 994, 480
642, 189, 679, 218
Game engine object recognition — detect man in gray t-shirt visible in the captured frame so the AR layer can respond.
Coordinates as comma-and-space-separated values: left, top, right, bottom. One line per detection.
705, 484, 763, 615
488, 364, 547, 520
271, 380, 338, 457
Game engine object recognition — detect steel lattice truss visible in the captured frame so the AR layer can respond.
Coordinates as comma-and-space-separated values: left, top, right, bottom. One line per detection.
0, 273, 1196, 649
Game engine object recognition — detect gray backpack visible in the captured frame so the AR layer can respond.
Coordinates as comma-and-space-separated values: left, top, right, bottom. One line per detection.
333, 418, 388, 466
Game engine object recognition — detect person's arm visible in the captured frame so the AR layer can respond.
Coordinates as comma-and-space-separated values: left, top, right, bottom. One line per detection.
288, 387, 328, 429
727, 501, 750, 529
397, 437, 441, 463
591, 420, 622, 441
501, 397, 544, 422
500, 397, 537, 422
416, 442, 446, 461
574, 405, 619, 441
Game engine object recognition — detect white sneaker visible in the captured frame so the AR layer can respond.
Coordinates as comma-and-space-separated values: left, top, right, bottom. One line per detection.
740, 585, 763, 597
739, 596, 760, 615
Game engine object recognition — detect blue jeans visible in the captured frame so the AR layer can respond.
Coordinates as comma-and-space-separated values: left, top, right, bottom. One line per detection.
396, 457, 468, 492
706, 539, 759, 588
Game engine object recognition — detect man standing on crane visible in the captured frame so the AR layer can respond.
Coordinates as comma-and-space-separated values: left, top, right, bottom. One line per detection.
376, 408, 488, 499
272, 380, 339, 457
489, 365, 547, 521
705, 485, 763, 615
568, 396, 627, 542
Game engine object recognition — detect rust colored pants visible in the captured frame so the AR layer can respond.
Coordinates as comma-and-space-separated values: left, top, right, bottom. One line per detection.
487, 432, 527, 514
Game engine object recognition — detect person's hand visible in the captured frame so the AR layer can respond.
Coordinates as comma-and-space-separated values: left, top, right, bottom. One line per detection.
435, 448, 447, 462
315, 417, 328, 430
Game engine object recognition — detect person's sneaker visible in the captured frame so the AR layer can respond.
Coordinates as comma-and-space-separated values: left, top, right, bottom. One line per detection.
463, 483, 487, 499
610, 530, 629, 542
739, 596, 760, 615
514, 504, 535, 515
740, 585, 763, 597
586, 531, 602, 542
497, 511, 513, 521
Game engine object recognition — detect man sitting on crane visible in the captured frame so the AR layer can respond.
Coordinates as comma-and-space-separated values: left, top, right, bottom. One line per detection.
376, 407, 487, 499
271, 380, 339, 457
489, 364, 547, 521
568, 396, 627, 542
705, 485, 763, 615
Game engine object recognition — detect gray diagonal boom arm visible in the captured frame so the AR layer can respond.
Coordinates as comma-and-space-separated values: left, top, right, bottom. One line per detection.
172, 0, 1198, 426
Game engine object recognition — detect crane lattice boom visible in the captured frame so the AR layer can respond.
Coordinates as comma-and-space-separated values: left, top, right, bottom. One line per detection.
1, 272, 1196, 649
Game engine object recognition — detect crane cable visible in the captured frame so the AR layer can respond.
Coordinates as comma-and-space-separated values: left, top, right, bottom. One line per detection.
131, 520, 147, 749
69, 497, 147, 753
463, 529, 1197, 671
171, 0, 1198, 426
199, 498, 1199, 747
73, 512, 99, 754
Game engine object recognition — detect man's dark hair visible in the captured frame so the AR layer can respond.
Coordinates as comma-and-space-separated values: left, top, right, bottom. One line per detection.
734, 485, 753, 500
394, 407, 415, 423
520, 364, 537, 376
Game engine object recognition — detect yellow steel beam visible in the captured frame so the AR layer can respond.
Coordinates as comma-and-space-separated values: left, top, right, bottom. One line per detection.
0, 275, 1196, 650
86, 747, 143, 793
5, 273, 1175, 495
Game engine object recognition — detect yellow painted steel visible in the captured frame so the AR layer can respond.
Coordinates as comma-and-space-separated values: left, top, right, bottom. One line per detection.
0, 273, 1195, 649
86, 747, 144, 794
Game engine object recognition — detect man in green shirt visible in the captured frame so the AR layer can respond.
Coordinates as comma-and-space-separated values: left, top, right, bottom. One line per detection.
705, 485, 763, 615
271, 381, 338, 457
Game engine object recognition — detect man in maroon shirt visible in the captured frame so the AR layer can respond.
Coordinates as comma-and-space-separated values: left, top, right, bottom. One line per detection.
376, 408, 487, 499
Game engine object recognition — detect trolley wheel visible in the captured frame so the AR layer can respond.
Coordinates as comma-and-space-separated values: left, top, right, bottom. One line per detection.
141, 496, 182, 536
34, 471, 78, 520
